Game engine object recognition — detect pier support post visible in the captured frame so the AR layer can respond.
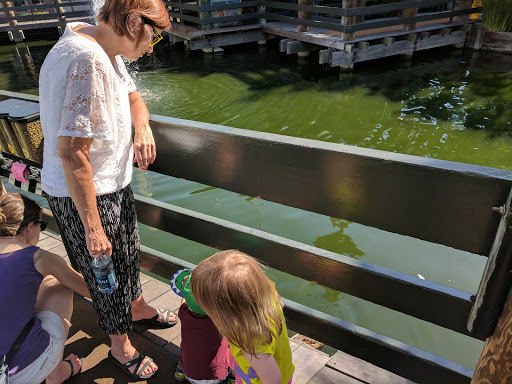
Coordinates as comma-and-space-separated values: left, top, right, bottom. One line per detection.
297, 0, 312, 32
340, 0, 364, 41
470, 291, 512, 384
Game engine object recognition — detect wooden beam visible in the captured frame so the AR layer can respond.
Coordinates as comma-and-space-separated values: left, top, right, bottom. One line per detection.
188, 30, 264, 50
327, 30, 467, 67
287, 40, 318, 54
279, 38, 294, 52
471, 292, 512, 384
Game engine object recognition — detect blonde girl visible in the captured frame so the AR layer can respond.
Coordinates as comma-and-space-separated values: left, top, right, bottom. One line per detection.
191, 250, 295, 384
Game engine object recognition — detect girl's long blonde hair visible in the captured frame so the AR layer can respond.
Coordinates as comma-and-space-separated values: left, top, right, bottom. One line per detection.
191, 250, 283, 356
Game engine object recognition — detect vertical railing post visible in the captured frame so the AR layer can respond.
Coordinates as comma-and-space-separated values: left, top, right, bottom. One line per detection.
456, 0, 472, 22
3, 1, 24, 42
54, 0, 66, 35
340, 0, 364, 41
470, 291, 512, 384
297, 0, 312, 32
198, 0, 211, 31
402, 0, 417, 32
467, 188, 512, 340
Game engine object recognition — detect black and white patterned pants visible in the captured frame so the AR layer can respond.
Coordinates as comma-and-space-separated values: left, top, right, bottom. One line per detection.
47, 185, 143, 335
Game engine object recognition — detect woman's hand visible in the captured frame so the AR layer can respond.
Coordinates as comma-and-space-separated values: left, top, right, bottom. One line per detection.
86, 226, 112, 258
133, 123, 156, 170
129, 90, 156, 170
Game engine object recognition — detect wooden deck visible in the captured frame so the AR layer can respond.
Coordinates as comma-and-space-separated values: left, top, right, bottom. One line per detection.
38, 229, 416, 384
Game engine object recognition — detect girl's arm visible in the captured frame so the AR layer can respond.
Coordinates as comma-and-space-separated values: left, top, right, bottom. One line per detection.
242, 352, 282, 384
34, 249, 91, 298
276, 291, 284, 309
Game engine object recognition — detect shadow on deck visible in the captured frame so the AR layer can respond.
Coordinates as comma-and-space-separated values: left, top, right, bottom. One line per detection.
38, 229, 414, 384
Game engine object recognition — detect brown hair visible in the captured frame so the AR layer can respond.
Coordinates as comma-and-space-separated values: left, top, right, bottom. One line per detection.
191, 250, 283, 356
0, 193, 41, 237
97, 0, 171, 46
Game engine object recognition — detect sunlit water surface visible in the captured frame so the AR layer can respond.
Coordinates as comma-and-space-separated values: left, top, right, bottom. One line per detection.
3, 40, 512, 368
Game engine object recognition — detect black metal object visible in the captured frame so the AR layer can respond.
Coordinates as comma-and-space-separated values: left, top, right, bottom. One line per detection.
134, 194, 476, 337
468, 188, 512, 339
148, 116, 512, 257
139, 245, 473, 384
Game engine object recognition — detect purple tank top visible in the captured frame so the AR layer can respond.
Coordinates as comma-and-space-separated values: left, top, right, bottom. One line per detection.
0, 246, 50, 376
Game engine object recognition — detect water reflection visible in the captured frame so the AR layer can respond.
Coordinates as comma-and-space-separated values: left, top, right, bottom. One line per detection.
313, 218, 364, 259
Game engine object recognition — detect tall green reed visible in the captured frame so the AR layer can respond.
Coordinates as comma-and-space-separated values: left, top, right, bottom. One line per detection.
482, 0, 512, 32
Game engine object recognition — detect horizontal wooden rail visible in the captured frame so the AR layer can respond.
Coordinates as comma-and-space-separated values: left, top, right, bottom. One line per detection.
147, 115, 511, 257
0, 1, 90, 12
168, 12, 201, 24
134, 194, 477, 338
139, 245, 473, 384
345, 0, 453, 17
265, 13, 345, 31
166, 1, 201, 11
199, 1, 258, 12
0, 10, 91, 23
264, 1, 347, 16
345, 8, 481, 33
167, 0, 259, 12
199, 12, 260, 25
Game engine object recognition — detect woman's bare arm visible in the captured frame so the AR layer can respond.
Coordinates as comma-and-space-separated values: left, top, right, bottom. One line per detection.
58, 136, 112, 258
34, 249, 91, 298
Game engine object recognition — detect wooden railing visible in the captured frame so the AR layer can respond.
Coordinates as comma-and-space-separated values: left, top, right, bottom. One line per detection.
167, 0, 480, 35
0, 84, 510, 384
0, 0, 93, 41
0, 0, 479, 43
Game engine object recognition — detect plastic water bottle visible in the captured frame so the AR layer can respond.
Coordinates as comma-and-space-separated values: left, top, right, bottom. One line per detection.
91, 255, 118, 294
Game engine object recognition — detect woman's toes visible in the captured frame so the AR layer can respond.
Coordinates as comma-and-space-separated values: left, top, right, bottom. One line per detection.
64, 353, 82, 376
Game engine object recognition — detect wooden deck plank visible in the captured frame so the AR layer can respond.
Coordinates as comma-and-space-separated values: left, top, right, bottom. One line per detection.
141, 278, 172, 303
37, 235, 64, 251
326, 350, 416, 384
309, 366, 364, 384
140, 271, 153, 286
291, 344, 330, 384
50, 243, 68, 258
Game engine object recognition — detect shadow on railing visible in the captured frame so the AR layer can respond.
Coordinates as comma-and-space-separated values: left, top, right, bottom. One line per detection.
1, 90, 511, 384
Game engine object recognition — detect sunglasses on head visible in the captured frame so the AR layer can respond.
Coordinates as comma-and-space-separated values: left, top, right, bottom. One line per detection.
150, 26, 163, 46
34, 220, 47, 231
141, 16, 163, 46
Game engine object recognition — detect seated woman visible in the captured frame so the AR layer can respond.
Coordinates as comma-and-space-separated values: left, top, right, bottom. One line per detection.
0, 192, 90, 384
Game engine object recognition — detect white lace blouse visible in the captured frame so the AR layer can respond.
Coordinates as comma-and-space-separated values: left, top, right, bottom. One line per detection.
39, 22, 136, 197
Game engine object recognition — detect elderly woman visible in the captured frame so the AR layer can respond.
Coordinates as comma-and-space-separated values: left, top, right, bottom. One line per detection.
0, 193, 89, 384
38, 0, 175, 379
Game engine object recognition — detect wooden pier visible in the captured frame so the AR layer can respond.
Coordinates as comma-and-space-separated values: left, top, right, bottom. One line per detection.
166, 0, 481, 68
34, 228, 414, 384
0, 0, 482, 68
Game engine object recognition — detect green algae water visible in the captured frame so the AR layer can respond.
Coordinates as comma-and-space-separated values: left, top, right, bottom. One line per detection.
3, 40, 512, 369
